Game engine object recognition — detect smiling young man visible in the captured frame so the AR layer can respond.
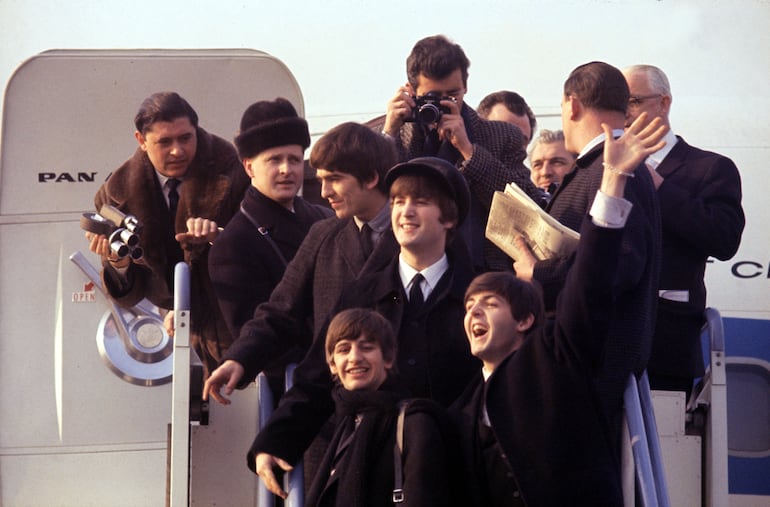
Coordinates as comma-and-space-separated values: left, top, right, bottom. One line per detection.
207, 98, 332, 399
249, 157, 479, 500
204, 122, 399, 405
374, 34, 546, 273
300, 307, 458, 507
452, 116, 668, 507
85, 91, 249, 374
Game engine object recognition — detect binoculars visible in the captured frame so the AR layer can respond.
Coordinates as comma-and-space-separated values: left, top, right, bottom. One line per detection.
81, 205, 144, 260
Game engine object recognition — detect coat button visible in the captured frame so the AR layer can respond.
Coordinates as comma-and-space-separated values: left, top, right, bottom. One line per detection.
407, 358, 417, 366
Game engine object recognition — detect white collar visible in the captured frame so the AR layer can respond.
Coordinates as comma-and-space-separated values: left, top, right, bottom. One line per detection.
398, 253, 449, 300
578, 129, 625, 159
156, 171, 184, 188
646, 129, 679, 170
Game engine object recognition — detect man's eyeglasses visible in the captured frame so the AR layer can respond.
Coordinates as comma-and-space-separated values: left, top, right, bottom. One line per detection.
628, 94, 662, 108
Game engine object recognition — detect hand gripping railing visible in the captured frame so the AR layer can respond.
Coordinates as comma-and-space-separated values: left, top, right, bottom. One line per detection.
255, 363, 304, 507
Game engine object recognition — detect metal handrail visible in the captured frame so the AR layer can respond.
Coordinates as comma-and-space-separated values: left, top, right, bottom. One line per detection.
284, 363, 304, 507
169, 262, 192, 507
625, 373, 660, 507
638, 371, 672, 507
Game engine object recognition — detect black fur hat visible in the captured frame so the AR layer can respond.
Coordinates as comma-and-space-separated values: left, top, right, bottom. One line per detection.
234, 98, 310, 159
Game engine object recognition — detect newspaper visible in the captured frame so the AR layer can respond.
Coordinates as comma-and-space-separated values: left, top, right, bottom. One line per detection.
485, 183, 580, 261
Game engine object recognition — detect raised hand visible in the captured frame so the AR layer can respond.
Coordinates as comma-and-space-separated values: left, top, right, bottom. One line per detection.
601, 112, 668, 197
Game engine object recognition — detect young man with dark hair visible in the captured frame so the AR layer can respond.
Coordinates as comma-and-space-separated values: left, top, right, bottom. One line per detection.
207, 98, 332, 398
85, 91, 249, 374
375, 34, 546, 273
251, 157, 479, 500
203, 122, 399, 403
304, 307, 457, 507
453, 116, 667, 506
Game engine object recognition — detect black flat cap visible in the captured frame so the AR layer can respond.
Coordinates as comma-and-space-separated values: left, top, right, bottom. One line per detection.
384, 156, 471, 226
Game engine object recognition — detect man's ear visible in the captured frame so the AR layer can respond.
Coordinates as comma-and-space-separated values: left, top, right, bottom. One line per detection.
516, 313, 535, 333
329, 361, 339, 378
243, 159, 255, 178
135, 131, 147, 151
442, 218, 458, 231
364, 172, 380, 191
661, 95, 673, 116
566, 95, 581, 121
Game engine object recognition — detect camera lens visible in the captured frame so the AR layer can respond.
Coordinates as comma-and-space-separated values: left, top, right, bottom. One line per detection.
118, 228, 139, 247
417, 103, 441, 124
109, 240, 129, 258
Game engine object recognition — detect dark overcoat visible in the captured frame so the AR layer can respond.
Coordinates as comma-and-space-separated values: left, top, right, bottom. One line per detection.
307, 386, 463, 507
223, 215, 399, 384
208, 186, 332, 340
648, 137, 744, 381
452, 219, 626, 507
533, 142, 661, 431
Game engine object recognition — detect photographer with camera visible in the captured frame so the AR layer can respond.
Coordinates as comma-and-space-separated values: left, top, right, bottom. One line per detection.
84, 91, 249, 376
376, 34, 546, 273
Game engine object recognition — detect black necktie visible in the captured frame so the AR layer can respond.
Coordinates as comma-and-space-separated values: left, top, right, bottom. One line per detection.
360, 223, 374, 257
408, 273, 425, 315
167, 178, 180, 217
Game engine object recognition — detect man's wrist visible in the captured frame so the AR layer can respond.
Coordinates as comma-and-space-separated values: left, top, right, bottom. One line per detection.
458, 146, 474, 170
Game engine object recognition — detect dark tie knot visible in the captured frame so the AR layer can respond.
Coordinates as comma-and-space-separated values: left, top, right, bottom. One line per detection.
408, 273, 425, 314
167, 178, 181, 215
359, 223, 374, 257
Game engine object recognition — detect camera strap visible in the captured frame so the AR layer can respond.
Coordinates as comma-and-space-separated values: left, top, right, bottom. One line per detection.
239, 204, 288, 267
392, 399, 409, 504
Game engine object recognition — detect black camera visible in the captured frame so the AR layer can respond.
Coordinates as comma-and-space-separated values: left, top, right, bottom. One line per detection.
81, 204, 144, 260
406, 92, 452, 124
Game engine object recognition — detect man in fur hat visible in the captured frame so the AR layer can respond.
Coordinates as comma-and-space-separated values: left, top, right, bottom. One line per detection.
208, 98, 332, 399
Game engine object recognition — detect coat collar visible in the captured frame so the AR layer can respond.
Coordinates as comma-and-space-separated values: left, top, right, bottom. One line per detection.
654, 135, 689, 178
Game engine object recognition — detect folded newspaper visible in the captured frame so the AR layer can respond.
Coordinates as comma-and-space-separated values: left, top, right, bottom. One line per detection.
485, 183, 580, 261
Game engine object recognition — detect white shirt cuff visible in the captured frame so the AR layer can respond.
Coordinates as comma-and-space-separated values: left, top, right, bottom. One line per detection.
590, 190, 633, 228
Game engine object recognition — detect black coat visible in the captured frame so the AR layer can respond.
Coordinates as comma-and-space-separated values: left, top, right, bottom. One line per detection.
223, 214, 399, 385
451, 219, 626, 507
247, 248, 480, 468
648, 137, 744, 380
306, 383, 462, 507
533, 142, 661, 432
208, 186, 332, 340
